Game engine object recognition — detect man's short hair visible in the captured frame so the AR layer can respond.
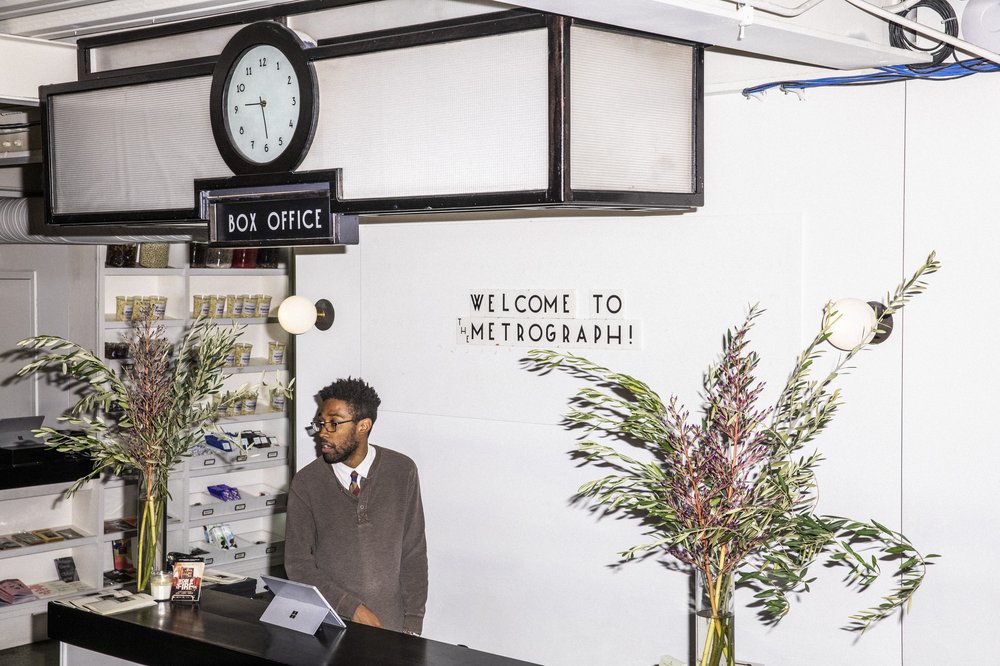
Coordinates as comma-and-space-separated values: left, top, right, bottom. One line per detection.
318, 377, 381, 425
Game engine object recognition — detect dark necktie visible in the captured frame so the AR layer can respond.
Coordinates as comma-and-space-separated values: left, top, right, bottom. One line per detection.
349, 470, 361, 497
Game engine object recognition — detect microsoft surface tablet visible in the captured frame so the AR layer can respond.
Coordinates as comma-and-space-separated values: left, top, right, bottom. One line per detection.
259, 574, 347, 635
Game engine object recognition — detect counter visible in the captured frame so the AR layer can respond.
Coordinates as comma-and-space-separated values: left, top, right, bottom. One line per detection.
48, 589, 539, 666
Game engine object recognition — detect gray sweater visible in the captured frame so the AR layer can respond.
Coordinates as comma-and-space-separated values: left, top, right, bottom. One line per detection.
284, 446, 428, 634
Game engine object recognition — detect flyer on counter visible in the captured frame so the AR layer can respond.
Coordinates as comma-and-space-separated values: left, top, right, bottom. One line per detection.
170, 557, 205, 603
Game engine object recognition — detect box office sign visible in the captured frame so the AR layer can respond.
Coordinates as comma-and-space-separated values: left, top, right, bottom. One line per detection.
457, 290, 642, 349
211, 195, 332, 246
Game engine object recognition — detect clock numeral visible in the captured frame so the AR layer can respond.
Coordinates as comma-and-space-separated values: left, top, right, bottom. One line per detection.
292, 96, 296, 106
233, 105, 238, 114
236, 83, 245, 93
264, 143, 270, 153
239, 126, 245, 135
259, 57, 267, 67
278, 137, 284, 146
251, 140, 255, 149
276, 60, 281, 70
288, 120, 293, 128
245, 66, 252, 76
287, 75, 292, 85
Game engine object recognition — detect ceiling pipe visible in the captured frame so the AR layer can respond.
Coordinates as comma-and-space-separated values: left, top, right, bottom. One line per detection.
0, 197, 192, 244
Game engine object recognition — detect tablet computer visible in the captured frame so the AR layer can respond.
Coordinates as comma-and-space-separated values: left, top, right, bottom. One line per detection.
259, 574, 347, 635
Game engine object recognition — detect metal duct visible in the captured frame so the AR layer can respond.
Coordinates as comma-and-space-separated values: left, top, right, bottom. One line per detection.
0, 197, 191, 244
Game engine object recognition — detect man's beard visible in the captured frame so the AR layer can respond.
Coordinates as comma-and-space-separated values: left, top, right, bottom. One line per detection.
321, 433, 360, 464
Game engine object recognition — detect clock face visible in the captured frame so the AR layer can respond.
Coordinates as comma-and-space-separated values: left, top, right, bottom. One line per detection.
223, 44, 301, 164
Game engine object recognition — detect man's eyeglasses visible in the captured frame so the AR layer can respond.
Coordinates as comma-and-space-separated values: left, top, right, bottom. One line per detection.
306, 418, 355, 437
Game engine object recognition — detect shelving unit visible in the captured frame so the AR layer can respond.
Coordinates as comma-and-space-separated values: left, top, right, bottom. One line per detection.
0, 243, 294, 649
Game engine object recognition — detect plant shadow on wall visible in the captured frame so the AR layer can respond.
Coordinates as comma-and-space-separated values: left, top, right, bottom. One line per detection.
522, 252, 940, 666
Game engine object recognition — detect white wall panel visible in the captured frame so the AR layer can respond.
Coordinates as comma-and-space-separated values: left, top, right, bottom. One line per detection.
301, 30, 550, 199
900, 75, 1000, 665
357, 213, 800, 428
701, 84, 907, 666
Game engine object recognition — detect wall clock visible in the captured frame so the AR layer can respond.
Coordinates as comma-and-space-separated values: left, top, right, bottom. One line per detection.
210, 21, 318, 175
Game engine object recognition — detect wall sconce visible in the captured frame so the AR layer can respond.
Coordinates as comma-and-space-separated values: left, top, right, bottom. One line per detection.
826, 298, 894, 351
277, 295, 335, 334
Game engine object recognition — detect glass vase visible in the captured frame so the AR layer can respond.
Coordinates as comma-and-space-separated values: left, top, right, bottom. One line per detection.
696, 570, 735, 666
136, 470, 169, 592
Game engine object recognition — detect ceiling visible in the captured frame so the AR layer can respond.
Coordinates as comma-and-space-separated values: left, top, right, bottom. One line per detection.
0, 0, 929, 72
0, 0, 295, 41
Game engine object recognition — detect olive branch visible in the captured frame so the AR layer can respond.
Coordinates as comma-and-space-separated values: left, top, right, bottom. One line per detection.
526, 251, 940, 633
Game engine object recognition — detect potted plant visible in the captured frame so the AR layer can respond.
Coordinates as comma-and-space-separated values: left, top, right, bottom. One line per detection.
526, 253, 940, 666
17, 316, 255, 591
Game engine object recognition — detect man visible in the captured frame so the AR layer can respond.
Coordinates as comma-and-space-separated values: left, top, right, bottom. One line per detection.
284, 377, 428, 634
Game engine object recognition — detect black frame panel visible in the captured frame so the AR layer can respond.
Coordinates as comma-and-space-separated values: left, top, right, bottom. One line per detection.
40, 4, 704, 237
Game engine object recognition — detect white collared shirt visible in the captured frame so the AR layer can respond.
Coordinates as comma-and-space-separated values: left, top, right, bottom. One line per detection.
331, 444, 376, 491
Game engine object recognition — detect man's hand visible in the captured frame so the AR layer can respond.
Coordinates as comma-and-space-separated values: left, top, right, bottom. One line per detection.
352, 603, 383, 628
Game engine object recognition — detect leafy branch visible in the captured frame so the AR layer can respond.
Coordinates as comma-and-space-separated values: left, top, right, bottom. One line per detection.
526, 251, 941, 633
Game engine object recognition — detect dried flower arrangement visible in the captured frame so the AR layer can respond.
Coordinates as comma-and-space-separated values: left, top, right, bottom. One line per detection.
17, 316, 258, 589
527, 252, 940, 665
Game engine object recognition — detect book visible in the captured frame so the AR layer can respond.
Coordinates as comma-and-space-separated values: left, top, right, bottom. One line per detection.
31, 528, 64, 543
10, 532, 44, 547
0, 535, 21, 551
69, 589, 156, 615
29, 579, 90, 599
55, 527, 85, 540
103, 517, 138, 533
55, 556, 80, 582
0, 578, 38, 605
170, 557, 205, 603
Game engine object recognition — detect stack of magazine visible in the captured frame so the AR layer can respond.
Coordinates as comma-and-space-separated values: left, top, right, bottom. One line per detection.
0, 579, 38, 605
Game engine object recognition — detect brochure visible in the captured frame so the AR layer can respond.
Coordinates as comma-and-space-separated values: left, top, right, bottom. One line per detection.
170, 557, 205, 603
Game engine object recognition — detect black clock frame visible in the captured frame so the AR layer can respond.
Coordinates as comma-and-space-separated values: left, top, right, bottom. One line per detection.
210, 21, 319, 176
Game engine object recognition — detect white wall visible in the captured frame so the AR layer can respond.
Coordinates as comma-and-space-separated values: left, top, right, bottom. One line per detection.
292, 73, 996, 665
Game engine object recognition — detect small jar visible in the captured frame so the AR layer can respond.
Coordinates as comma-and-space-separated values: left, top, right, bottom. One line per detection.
267, 341, 286, 365
152, 296, 167, 320
257, 295, 273, 318
237, 343, 252, 367
138, 243, 170, 269
106, 244, 137, 268
192, 295, 209, 318
243, 393, 258, 415
208, 295, 225, 319
189, 242, 208, 268
270, 390, 286, 412
205, 247, 233, 269
151, 570, 173, 602
114, 296, 128, 321
223, 294, 242, 318
242, 295, 258, 318
255, 248, 280, 269
132, 297, 150, 320
224, 347, 237, 367
231, 248, 258, 268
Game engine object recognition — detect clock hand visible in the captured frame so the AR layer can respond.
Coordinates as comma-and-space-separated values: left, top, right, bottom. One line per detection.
258, 96, 269, 140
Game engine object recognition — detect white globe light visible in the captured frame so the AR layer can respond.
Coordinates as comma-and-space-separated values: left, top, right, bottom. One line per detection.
826, 298, 877, 351
277, 295, 317, 334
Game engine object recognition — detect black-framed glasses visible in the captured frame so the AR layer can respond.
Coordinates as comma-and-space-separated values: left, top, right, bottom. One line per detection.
306, 418, 355, 437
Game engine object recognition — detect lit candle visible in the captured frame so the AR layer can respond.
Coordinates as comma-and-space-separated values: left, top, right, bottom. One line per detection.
151, 570, 173, 601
